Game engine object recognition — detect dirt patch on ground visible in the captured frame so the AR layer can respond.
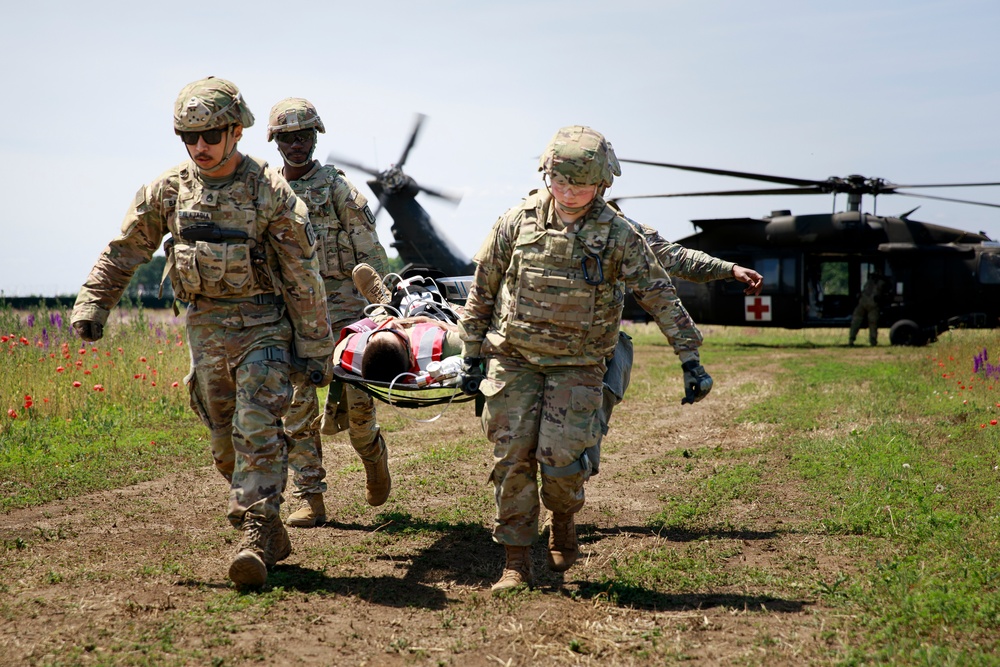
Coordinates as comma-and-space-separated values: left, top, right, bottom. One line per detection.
0, 347, 860, 666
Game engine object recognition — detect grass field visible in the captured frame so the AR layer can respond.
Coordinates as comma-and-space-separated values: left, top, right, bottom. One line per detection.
2, 306, 999, 665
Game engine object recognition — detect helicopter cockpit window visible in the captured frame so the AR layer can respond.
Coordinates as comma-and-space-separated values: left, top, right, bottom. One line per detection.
979, 251, 1000, 284
757, 258, 779, 290
782, 258, 796, 291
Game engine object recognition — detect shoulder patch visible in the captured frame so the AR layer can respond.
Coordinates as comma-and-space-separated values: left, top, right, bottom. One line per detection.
363, 204, 376, 225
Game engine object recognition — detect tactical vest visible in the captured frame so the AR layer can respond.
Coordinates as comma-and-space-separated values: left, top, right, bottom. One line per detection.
338, 319, 446, 376
164, 158, 279, 302
290, 166, 356, 280
498, 193, 626, 365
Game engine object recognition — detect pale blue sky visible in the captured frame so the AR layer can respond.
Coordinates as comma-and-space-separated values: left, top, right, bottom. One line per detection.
2, 0, 998, 296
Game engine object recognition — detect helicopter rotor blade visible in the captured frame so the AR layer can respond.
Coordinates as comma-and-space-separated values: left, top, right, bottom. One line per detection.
887, 181, 1000, 190
612, 186, 828, 202
396, 113, 426, 169
326, 152, 381, 177
618, 158, 821, 188
893, 191, 1000, 209
416, 183, 463, 205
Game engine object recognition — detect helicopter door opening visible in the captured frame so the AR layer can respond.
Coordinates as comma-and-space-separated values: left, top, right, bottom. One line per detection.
804, 259, 849, 322
804, 258, 884, 323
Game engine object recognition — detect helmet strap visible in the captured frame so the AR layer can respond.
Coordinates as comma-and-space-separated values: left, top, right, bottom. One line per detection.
542, 173, 595, 217
277, 142, 315, 168
195, 126, 240, 177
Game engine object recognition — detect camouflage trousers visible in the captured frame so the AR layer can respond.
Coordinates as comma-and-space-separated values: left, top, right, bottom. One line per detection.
480, 354, 605, 546
283, 313, 382, 496
185, 316, 293, 528
849, 301, 880, 345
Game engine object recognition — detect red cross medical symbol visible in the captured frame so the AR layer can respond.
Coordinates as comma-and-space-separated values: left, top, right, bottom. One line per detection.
745, 296, 772, 321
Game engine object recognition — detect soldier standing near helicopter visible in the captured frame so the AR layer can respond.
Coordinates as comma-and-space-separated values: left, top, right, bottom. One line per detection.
71, 77, 335, 588
848, 270, 891, 346
459, 125, 712, 593
267, 98, 393, 526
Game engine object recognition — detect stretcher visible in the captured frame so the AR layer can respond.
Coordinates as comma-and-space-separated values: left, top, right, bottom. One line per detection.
333, 366, 481, 409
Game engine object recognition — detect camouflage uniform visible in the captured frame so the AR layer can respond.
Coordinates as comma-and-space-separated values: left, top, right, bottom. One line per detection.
597, 218, 736, 435
267, 98, 390, 501
72, 79, 333, 530
459, 187, 703, 547
849, 274, 889, 345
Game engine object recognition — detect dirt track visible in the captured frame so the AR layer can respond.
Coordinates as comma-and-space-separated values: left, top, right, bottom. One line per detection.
0, 346, 855, 665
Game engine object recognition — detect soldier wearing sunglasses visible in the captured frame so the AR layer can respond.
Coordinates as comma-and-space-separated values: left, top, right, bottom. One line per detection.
266, 98, 392, 528
71, 76, 336, 589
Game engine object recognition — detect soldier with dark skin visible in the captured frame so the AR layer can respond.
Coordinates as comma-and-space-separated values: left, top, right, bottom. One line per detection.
71, 77, 335, 588
267, 99, 392, 527
459, 126, 715, 593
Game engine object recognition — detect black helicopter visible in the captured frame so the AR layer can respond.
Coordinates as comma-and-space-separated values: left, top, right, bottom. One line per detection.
329, 119, 1000, 346
612, 160, 1000, 345
327, 114, 473, 282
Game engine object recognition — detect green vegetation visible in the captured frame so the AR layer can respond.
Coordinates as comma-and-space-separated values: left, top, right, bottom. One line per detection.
0, 303, 204, 511
613, 326, 1000, 663
4, 307, 1000, 664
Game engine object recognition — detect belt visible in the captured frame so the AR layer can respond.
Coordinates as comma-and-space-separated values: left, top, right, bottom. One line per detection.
196, 293, 285, 305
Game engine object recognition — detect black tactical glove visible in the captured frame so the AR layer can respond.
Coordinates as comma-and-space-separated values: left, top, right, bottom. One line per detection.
72, 320, 104, 342
460, 356, 485, 395
305, 357, 334, 388
681, 359, 713, 405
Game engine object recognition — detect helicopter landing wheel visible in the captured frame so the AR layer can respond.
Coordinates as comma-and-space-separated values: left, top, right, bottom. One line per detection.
889, 319, 927, 346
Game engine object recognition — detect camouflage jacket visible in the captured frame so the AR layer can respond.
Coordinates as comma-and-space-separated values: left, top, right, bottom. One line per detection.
459, 190, 702, 367
72, 155, 334, 360
288, 161, 389, 325
624, 218, 735, 282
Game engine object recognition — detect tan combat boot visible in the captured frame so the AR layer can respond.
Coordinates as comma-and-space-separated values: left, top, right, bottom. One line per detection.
352, 263, 392, 305
363, 435, 391, 506
491, 545, 534, 593
285, 493, 327, 528
547, 512, 579, 572
228, 513, 292, 588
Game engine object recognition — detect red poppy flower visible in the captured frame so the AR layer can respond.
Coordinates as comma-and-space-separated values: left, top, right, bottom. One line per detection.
93, 384, 104, 392
992, 420, 998, 426
56, 366, 65, 373
72, 381, 82, 388
78, 348, 86, 355
171, 381, 179, 388
140, 356, 147, 363
7, 409, 16, 419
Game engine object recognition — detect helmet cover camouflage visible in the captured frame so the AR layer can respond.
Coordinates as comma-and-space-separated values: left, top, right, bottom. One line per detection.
538, 125, 622, 188
173, 76, 255, 133
267, 98, 326, 141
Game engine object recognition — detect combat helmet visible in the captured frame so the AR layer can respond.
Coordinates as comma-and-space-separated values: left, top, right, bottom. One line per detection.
267, 98, 326, 141
538, 125, 621, 188
173, 76, 255, 133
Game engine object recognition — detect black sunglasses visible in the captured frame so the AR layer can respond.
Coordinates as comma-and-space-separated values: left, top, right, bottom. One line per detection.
179, 126, 230, 146
275, 129, 315, 145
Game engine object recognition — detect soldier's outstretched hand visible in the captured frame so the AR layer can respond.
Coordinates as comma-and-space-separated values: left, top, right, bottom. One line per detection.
733, 265, 763, 296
